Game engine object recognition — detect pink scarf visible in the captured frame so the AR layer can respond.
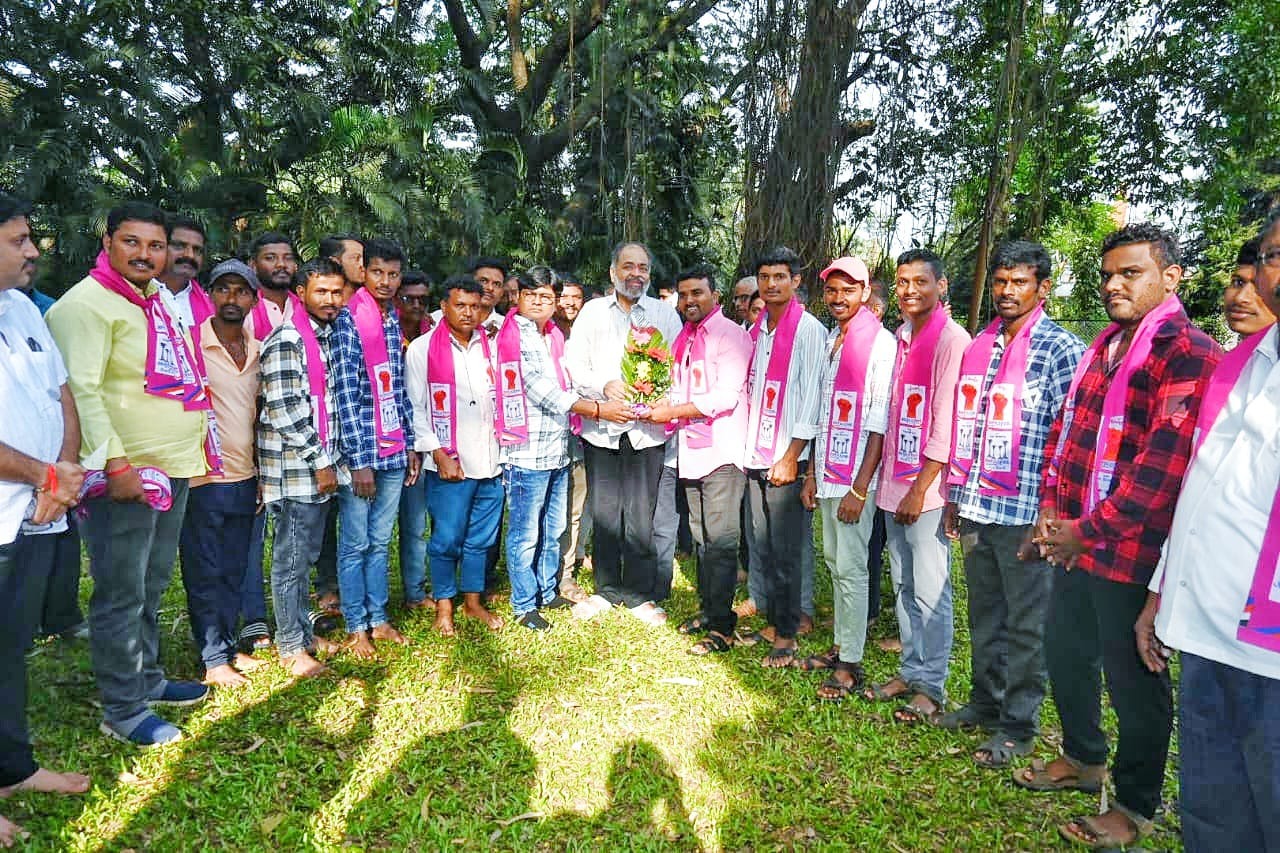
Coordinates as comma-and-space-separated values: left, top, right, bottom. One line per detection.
1047, 295, 1184, 511
347, 288, 407, 458
822, 308, 881, 485
1186, 327, 1280, 652
188, 320, 226, 477
494, 312, 530, 446
288, 297, 332, 450
671, 306, 726, 449
426, 322, 493, 458
249, 293, 292, 342
748, 299, 804, 466
90, 252, 222, 474
948, 303, 1044, 496
890, 307, 949, 482
188, 282, 215, 327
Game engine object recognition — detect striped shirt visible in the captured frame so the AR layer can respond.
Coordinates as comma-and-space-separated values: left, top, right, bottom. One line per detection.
813, 323, 897, 500
330, 307, 414, 472
501, 314, 578, 471
742, 309, 827, 469
950, 313, 1084, 526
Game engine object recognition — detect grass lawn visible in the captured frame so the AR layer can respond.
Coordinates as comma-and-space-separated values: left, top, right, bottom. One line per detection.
16, 528, 1183, 851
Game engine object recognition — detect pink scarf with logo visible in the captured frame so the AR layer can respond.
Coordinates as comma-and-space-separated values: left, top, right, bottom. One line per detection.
748, 299, 804, 467
90, 252, 222, 474
288, 297, 332, 450
426, 322, 493, 458
494, 312, 530, 446
1187, 327, 1280, 652
347, 288, 407, 458
890, 307, 949, 482
821, 308, 881, 485
1047, 295, 1184, 512
948, 303, 1044, 496
188, 282, 215, 327
672, 306, 725, 449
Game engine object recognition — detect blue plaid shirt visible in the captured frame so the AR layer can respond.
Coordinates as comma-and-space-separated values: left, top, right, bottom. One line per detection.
331, 306, 415, 471
950, 313, 1083, 526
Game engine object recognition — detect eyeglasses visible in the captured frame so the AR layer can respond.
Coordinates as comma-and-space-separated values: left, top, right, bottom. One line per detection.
521, 292, 556, 304
1257, 248, 1280, 270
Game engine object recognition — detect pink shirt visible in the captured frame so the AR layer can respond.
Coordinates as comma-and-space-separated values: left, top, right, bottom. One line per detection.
673, 310, 752, 480
876, 313, 970, 515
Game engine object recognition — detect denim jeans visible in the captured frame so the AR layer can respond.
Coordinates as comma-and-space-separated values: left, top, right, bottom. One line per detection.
504, 465, 569, 616
819, 491, 877, 665
397, 473, 430, 604
0, 532, 49, 785
684, 465, 745, 637
269, 499, 330, 657
747, 502, 815, 616
426, 473, 504, 601
1178, 653, 1279, 852
337, 468, 405, 633
885, 508, 953, 705
179, 479, 257, 669
81, 479, 191, 729
240, 511, 268, 625
959, 520, 1051, 740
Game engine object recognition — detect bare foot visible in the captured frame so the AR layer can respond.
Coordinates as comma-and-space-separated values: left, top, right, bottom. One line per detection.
0, 768, 91, 799
462, 593, 504, 631
202, 664, 249, 688
282, 651, 328, 678
344, 631, 378, 660
370, 623, 409, 645
433, 599, 457, 637
733, 599, 758, 619
0, 813, 25, 848
312, 637, 341, 656
232, 653, 265, 672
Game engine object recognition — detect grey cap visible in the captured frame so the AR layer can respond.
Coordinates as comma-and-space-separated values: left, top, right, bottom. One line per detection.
207, 258, 260, 291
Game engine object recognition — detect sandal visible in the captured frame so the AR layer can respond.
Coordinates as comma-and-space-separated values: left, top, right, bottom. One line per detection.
973, 732, 1033, 769
796, 645, 839, 671
761, 646, 796, 668
734, 629, 768, 647
862, 676, 911, 703
893, 693, 944, 726
935, 704, 998, 732
677, 613, 710, 635
1058, 809, 1151, 849
688, 632, 733, 656
1013, 757, 1105, 793
815, 662, 866, 702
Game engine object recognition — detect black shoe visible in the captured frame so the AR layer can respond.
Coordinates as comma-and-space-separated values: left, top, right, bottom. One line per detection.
542, 595, 575, 611
518, 611, 552, 632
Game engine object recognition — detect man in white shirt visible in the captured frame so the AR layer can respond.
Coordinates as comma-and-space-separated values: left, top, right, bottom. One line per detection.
564, 242, 682, 625
1136, 214, 1280, 852
0, 193, 90, 843
406, 276, 504, 636
156, 215, 208, 329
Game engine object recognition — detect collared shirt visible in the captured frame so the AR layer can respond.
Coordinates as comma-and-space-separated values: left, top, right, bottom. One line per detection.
671, 310, 752, 480
501, 314, 578, 471
0, 290, 68, 544
431, 308, 504, 339
330, 306, 414, 472
191, 318, 260, 488
951, 313, 1084, 526
20, 287, 55, 316
245, 293, 292, 339
813, 321, 896, 500
1040, 309, 1221, 585
1150, 326, 1280, 679
876, 315, 971, 515
257, 317, 340, 504
406, 326, 501, 480
158, 282, 198, 329
46, 275, 206, 478
564, 292, 683, 451
742, 309, 827, 470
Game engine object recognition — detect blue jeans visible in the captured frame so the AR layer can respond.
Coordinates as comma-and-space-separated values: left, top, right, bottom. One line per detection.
426, 473, 504, 601
1179, 652, 1279, 851
504, 465, 569, 616
337, 468, 405, 633
179, 479, 257, 669
885, 508, 953, 704
397, 474, 430, 604
269, 500, 329, 657
240, 511, 268, 625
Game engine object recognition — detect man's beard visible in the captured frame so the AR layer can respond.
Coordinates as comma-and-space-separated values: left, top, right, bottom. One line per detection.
616, 276, 646, 300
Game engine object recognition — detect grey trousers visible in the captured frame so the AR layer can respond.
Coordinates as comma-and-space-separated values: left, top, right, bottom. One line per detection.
819, 492, 877, 664
959, 520, 1051, 739
885, 508, 953, 704
559, 457, 591, 575
81, 480, 191, 728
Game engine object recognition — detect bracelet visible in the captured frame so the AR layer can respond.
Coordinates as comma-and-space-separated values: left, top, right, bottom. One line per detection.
849, 486, 867, 501
107, 464, 133, 478
594, 401, 601, 419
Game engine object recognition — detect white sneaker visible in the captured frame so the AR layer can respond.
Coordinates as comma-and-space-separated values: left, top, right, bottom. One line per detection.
572, 594, 611, 620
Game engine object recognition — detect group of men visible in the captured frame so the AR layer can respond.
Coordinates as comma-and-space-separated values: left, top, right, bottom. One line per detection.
0, 188, 1275, 851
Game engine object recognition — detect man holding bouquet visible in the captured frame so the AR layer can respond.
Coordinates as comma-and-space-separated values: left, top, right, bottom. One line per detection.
564, 242, 681, 625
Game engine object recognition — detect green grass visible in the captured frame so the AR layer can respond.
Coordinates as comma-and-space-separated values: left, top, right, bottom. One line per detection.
15, 532, 1184, 851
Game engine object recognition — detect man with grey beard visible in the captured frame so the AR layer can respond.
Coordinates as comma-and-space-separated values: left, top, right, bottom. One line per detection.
564, 242, 682, 625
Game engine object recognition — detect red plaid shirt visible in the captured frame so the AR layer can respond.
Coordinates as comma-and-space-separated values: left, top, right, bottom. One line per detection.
1040, 310, 1221, 585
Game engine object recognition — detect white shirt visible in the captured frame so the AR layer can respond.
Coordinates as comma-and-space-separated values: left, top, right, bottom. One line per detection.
158, 282, 198, 329
406, 326, 501, 480
0, 290, 69, 543
431, 308, 503, 339
813, 323, 896, 499
564, 292, 683, 451
742, 309, 826, 469
1150, 326, 1280, 679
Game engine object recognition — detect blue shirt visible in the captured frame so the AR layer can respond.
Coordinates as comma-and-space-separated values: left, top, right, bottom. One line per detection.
331, 306, 415, 471
22, 288, 56, 316
950, 312, 1083, 526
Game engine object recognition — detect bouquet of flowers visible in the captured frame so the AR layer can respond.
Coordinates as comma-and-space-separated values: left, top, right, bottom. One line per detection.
621, 325, 672, 413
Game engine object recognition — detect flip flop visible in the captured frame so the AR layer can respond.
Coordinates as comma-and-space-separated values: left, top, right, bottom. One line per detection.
761, 646, 796, 668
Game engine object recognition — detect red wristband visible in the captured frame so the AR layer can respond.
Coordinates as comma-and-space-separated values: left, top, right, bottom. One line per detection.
107, 464, 133, 478
44, 463, 57, 496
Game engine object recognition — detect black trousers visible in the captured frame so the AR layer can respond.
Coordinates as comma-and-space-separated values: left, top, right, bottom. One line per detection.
745, 464, 806, 638
314, 499, 340, 598
866, 509, 887, 621
684, 465, 746, 637
1045, 566, 1172, 819
584, 435, 665, 608
25, 520, 84, 637
0, 531, 54, 786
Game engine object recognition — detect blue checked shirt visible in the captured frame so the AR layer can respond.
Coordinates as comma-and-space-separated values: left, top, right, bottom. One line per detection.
949, 313, 1084, 526
501, 314, 579, 471
330, 306, 415, 471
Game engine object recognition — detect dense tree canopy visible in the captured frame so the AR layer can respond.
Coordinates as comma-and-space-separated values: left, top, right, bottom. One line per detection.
2, 0, 1273, 331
